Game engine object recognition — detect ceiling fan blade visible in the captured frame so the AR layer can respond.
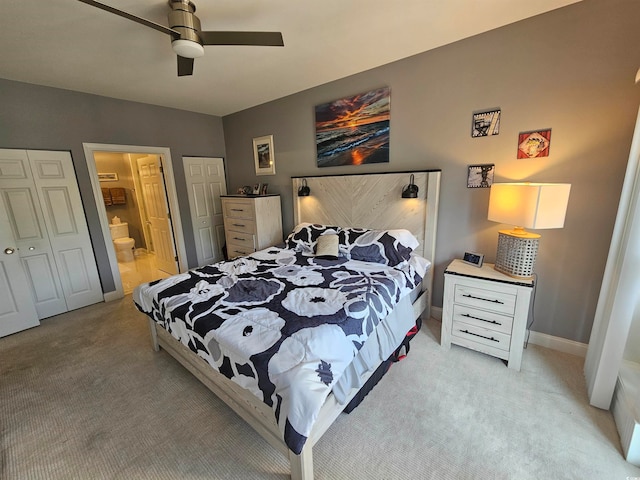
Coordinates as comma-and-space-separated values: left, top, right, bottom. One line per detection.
77, 0, 179, 37
200, 31, 284, 47
177, 56, 194, 76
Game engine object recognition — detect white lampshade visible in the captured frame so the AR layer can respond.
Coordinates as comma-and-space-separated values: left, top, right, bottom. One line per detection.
488, 182, 571, 278
488, 183, 571, 230
172, 39, 205, 58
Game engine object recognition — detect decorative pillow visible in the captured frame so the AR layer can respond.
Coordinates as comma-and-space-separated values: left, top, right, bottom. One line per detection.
285, 223, 342, 253
315, 234, 339, 259
340, 228, 419, 266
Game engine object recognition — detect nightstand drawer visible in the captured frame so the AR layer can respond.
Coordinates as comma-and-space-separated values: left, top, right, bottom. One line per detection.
452, 321, 511, 352
226, 231, 255, 249
454, 284, 516, 315
452, 304, 513, 335
224, 201, 255, 220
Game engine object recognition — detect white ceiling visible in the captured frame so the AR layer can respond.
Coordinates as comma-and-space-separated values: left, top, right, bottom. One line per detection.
0, 0, 581, 117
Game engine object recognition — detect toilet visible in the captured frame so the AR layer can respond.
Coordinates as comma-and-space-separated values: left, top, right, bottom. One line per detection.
109, 222, 135, 263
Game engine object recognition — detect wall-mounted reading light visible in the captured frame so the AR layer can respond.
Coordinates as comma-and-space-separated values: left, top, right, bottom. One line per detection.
401, 174, 419, 198
298, 178, 310, 196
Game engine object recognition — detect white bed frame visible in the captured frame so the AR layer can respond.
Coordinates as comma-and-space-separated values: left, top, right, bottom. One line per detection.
147, 170, 441, 480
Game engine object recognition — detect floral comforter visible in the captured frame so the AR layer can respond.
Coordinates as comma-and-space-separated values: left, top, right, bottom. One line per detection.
133, 246, 424, 454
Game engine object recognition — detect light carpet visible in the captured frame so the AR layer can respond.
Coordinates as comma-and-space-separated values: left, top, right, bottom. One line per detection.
1, 296, 638, 479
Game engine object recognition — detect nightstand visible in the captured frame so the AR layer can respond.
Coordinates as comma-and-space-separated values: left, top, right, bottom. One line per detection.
441, 259, 534, 371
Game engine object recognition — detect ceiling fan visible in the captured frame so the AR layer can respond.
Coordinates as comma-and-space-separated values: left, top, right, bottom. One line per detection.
77, 0, 284, 77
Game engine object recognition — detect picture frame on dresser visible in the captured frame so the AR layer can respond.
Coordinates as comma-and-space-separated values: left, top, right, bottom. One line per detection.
253, 135, 276, 175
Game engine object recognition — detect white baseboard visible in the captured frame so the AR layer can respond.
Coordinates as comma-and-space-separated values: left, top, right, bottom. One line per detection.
527, 330, 588, 357
429, 306, 587, 357
103, 290, 124, 302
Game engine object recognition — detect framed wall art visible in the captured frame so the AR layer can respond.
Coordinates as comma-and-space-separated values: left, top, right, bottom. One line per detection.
253, 135, 276, 175
97, 172, 118, 182
314, 87, 390, 167
517, 129, 551, 158
471, 108, 501, 137
467, 164, 495, 188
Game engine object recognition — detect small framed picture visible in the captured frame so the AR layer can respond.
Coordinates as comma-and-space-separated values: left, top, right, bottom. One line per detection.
253, 135, 276, 175
260, 183, 269, 195
471, 108, 501, 137
253, 183, 261, 195
467, 164, 495, 188
98, 172, 118, 182
517, 129, 551, 158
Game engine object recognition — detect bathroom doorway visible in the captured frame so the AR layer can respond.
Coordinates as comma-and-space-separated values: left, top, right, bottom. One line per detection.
83, 143, 187, 298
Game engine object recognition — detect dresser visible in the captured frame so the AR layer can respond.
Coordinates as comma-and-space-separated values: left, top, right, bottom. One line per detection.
221, 195, 283, 259
441, 259, 534, 371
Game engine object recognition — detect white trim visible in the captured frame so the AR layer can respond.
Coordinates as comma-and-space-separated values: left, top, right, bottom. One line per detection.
82, 143, 188, 299
584, 106, 640, 409
527, 330, 588, 357
103, 290, 123, 302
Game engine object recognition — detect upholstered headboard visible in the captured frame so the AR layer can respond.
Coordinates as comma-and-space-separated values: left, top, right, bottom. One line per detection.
292, 170, 441, 308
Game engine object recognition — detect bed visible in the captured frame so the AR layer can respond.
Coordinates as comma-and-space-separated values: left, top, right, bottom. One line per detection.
133, 171, 441, 480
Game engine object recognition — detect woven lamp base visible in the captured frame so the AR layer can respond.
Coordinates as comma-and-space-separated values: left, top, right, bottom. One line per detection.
494, 231, 539, 279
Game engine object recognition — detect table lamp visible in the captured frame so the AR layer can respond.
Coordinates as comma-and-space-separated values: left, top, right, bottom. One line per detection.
488, 182, 571, 279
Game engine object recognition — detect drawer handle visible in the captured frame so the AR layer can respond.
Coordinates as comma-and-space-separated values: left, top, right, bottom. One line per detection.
461, 313, 501, 326
233, 237, 245, 241
236, 250, 248, 255
232, 223, 245, 227
231, 208, 244, 212
462, 293, 504, 305
460, 329, 499, 342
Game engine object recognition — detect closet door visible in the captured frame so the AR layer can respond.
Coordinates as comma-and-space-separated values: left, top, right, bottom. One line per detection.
0, 149, 103, 334
28, 150, 104, 310
0, 149, 67, 319
0, 174, 39, 337
183, 157, 227, 267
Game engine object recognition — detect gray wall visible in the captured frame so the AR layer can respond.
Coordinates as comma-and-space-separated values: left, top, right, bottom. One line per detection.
222, 0, 640, 343
0, 79, 226, 292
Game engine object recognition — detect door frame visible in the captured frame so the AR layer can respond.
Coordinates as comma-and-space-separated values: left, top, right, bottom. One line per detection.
83, 143, 188, 301
584, 106, 640, 408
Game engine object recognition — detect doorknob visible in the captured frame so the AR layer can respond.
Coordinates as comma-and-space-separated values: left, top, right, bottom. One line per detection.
4, 247, 16, 255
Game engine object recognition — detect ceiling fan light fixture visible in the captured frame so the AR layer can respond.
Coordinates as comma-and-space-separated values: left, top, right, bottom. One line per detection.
172, 39, 205, 58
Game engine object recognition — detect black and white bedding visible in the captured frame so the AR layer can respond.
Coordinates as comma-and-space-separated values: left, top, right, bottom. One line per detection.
133, 224, 429, 454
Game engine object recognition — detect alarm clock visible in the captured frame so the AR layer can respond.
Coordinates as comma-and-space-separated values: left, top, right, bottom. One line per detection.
462, 251, 484, 267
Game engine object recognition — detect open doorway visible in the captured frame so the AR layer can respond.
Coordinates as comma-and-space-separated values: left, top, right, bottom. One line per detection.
83, 143, 187, 299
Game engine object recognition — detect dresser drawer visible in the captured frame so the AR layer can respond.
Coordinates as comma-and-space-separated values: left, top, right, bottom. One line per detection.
226, 231, 255, 250
452, 304, 513, 335
224, 201, 255, 220
454, 284, 516, 315
224, 217, 255, 234
451, 320, 511, 352
227, 244, 254, 259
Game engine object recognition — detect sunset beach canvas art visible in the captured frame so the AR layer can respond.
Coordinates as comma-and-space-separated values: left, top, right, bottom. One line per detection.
315, 87, 390, 167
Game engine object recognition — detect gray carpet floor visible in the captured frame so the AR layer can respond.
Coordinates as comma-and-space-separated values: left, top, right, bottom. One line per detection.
1, 296, 639, 480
